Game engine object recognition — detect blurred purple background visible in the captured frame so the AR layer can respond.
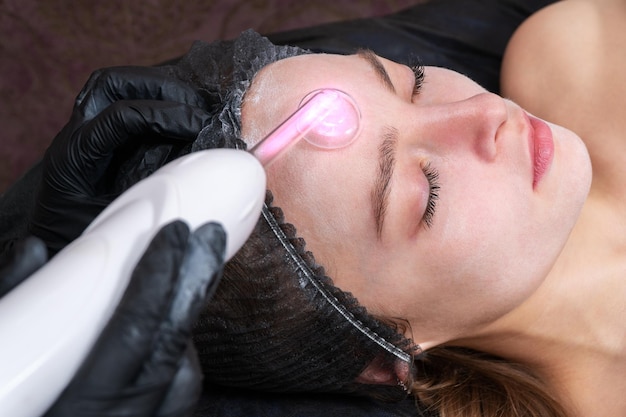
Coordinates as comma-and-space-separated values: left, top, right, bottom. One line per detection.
0, 0, 421, 192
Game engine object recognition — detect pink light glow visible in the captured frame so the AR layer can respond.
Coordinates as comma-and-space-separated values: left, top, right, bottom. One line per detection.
250, 89, 361, 166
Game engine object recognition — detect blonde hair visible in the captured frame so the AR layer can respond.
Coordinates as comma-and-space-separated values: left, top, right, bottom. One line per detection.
410, 347, 570, 417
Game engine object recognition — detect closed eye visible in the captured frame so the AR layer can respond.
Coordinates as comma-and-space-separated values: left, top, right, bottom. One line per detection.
421, 162, 440, 228
408, 55, 425, 98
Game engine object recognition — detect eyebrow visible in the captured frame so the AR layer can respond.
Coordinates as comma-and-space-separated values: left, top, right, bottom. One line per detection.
371, 126, 398, 239
356, 49, 396, 94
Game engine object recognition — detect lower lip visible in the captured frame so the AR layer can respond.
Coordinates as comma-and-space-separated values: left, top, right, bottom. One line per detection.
527, 114, 554, 188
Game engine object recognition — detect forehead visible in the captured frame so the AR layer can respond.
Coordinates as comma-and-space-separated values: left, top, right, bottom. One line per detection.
246, 55, 357, 111
250, 53, 362, 90
241, 51, 388, 234
242, 52, 392, 145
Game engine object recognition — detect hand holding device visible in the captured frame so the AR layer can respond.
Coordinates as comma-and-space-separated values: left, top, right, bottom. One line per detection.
0, 149, 266, 417
43, 220, 225, 417
30, 66, 212, 256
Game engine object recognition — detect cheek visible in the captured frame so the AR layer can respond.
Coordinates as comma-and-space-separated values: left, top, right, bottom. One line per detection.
543, 122, 591, 225
417, 168, 548, 316
435, 197, 530, 283
267, 143, 377, 262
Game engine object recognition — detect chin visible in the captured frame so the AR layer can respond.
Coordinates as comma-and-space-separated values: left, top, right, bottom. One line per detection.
534, 123, 591, 276
549, 121, 592, 210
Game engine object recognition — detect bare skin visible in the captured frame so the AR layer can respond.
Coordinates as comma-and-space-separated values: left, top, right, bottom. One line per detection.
497, 1, 626, 415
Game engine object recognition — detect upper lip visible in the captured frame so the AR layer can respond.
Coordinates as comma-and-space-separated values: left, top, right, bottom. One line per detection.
523, 111, 534, 177
523, 111, 554, 187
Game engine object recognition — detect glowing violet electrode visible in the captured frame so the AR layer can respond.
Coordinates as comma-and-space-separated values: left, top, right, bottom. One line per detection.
250, 89, 361, 166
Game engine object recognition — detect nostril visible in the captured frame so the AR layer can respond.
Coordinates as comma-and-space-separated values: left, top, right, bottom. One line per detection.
468, 93, 506, 161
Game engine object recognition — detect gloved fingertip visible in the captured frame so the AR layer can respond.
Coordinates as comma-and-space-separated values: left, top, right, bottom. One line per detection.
18, 236, 48, 266
74, 68, 105, 107
194, 222, 227, 256
162, 223, 226, 331
118, 219, 191, 321
158, 220, 192, 243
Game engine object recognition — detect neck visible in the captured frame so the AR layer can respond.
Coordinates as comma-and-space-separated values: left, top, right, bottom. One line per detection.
457, 195, 626, 416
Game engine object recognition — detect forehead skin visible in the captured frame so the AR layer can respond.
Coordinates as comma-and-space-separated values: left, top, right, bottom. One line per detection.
241, 53, 399, 308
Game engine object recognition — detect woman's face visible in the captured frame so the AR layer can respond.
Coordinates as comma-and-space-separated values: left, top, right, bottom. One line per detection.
241, 52, 591, 347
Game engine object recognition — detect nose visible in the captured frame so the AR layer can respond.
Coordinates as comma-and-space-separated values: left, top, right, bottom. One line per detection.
415, 92, 507, 161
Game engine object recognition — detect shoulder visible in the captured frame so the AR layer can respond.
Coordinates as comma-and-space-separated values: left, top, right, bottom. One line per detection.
502, 0, 626, 205
501, 0, 626, 149
501, 1, 604, 127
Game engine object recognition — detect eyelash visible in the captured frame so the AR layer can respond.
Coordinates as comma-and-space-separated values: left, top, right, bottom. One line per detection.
421, 162, 440, 228
408, 56, 437, 227
409, 56, 425, 97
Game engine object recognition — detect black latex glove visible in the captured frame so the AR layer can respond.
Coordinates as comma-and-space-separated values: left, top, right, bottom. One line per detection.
0, 236, 47, 298
30, 66, 212, 256
44, 220, 226, 417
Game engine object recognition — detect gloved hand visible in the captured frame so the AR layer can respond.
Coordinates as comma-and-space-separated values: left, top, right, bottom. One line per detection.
43, 220, 226, 417
30, 66, 212, 256
0, 236, 47, 298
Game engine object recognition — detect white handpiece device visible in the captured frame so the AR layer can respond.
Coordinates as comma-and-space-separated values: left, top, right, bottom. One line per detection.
0, 149, 266, 417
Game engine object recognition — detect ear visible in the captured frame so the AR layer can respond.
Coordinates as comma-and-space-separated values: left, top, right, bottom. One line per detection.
354, 355, 411, 386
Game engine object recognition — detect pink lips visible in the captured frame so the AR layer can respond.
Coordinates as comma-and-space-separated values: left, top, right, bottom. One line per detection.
526, 113, 554, 188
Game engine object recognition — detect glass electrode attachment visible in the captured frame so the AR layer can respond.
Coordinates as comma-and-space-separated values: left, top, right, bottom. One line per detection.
250, 88, 361, 166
